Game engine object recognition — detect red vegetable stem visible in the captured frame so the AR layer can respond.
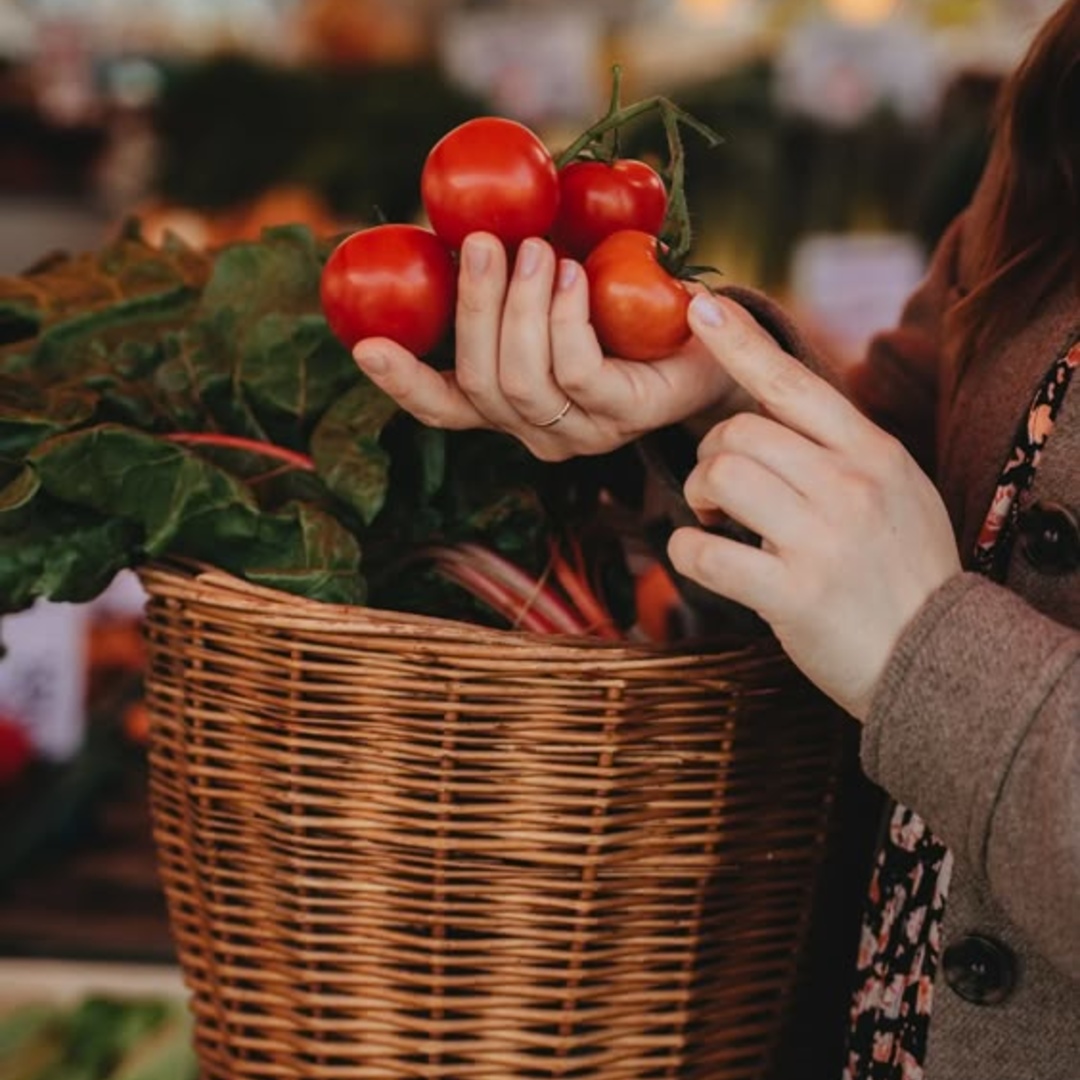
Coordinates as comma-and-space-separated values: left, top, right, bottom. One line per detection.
430, 558, 559, 635
548, 540, 621, 641
452, 543, 589, 635
163, 432, 316, 472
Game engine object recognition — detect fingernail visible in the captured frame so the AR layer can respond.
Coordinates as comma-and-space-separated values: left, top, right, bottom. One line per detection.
463, 236, 492, 278
690, 293, 725, 327
516, 239, 542, 279
557, 259, 579, 291
354, 346, 387, 375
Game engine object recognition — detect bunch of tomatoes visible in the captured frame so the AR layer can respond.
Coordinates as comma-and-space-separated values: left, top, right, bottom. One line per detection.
320, 81, 719, 364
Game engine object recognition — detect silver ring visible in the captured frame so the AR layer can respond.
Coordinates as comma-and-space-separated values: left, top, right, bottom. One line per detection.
532, 398, 573, 428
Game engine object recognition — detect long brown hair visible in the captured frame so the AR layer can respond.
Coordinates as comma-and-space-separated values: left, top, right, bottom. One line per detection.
953, 0, 1080, 365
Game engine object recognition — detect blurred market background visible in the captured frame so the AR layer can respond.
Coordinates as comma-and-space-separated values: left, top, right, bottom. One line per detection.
0, 0, 1062, 1076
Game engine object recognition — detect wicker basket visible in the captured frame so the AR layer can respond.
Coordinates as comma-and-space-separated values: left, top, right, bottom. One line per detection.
139, 562, 848, 1080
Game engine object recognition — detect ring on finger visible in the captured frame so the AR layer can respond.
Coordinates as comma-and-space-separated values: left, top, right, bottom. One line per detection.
531, 399, 574, 427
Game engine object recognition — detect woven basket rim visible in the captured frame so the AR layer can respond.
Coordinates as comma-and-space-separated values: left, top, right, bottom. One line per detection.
139, 559, 777, 663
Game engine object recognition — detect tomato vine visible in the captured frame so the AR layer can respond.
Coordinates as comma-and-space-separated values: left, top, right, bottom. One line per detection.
555, 65, 725, 273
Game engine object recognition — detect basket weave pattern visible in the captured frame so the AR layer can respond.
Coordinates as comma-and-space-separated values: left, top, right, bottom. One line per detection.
140, 564, 846, 1080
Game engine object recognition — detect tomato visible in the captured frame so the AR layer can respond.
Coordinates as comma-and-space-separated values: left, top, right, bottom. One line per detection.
421, 117, 560, 251
320, 224, 456, 356
551, 159, 668, 261
584, 229, 692, 362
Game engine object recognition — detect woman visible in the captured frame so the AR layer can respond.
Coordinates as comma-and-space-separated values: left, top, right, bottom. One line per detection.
351, 2, 1080, 1075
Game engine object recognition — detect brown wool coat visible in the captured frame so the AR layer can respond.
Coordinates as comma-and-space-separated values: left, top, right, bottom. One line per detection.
728, 148, 1080, 1076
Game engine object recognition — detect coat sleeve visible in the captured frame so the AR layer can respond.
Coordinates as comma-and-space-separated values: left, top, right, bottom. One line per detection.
861, 571, 1080, 982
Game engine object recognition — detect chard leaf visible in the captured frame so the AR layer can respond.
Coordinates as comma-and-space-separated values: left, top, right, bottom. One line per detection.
25, 286, 201, 379
202, 226, 356, 443
30, 424, 262, 556
0, 465, 39, 514
0, 228, 207, 333
310, 380, 400, 525
198, 224, 322, 323
244, 501, 366, 605
152, 226, 356, 443
0, 376, 98, 457
416, 425, 447, 500
236, 312, 359, 447
26, 425, 364, 604
152, 317, 271, 440
0, 498, 137, 614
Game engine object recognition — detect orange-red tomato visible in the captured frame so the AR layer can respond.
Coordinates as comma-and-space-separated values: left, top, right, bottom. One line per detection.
122, 700, 151, 746
584, 229, 692, 361
633, 560, 684, 643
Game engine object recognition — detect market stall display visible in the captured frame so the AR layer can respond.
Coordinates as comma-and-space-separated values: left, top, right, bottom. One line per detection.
0, 960, 196, 1080
0, 62, 861, 1080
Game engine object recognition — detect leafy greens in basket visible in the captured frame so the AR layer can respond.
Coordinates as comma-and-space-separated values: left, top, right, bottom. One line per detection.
0, 223, 629, 624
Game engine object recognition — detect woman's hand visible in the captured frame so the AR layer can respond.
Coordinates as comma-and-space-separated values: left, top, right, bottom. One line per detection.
352, 232, 737, 461
670, 293, 963, 721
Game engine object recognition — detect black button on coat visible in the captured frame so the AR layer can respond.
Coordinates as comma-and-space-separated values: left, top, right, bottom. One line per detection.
1018, 500, 1080, 574
942, 933, 1018, 1006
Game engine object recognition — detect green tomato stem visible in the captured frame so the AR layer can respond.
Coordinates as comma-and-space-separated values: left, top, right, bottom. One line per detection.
554, 79, 724, 170
554, 67, 724, 273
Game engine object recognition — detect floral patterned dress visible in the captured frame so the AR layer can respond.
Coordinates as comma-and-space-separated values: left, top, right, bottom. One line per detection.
842, 340, 1080, 1079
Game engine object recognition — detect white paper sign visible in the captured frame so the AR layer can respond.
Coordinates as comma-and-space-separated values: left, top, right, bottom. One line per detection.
91, 569, 148, 619
439, 8, 605, 125
774, 14, 944, 127
0, 600, 90, 762
790, 231, 927, 360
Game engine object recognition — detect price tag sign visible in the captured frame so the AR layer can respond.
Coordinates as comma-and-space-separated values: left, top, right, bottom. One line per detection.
92, 569, 148, 619
0, 600, 90, 762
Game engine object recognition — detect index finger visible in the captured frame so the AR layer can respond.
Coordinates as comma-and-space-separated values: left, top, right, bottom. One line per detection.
687, 292, 873, 453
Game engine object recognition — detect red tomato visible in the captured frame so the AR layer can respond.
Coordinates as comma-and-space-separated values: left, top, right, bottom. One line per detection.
320, 224, 456, 356
584, 229, 692, 362
552, 159, 668, 261
421, 117, 559, 251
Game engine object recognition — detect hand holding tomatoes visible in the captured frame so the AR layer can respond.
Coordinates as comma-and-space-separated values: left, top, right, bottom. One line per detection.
332, 74, 727, 442
353, 232, 737, 460
322, 115, 562, 357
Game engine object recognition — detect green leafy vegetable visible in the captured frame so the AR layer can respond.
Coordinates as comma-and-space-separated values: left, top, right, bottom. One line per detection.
0, 222, 615, 622
310, 379, 399, 525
